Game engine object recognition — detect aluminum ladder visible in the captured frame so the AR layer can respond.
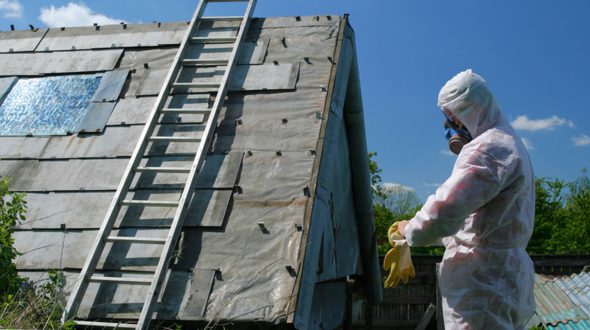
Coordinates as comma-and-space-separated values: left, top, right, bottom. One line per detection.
62, 0, 256, 328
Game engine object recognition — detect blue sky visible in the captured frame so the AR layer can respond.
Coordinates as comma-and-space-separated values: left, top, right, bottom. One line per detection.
2, 0, 589, 201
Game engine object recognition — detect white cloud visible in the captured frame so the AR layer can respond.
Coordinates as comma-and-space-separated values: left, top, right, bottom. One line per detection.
511, 115, 574, 132
521, 137, 534, 150
0, 0, 23, 18
572, 134, 590, 147
39, 2, 124, 27
380, 182, 416, 194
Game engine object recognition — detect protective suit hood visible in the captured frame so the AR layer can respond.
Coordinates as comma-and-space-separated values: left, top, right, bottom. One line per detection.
438, 69, 503, 138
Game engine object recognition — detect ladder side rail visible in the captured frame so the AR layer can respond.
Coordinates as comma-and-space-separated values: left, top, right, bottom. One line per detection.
135, 1, 257, 328
62, 0, 209, 324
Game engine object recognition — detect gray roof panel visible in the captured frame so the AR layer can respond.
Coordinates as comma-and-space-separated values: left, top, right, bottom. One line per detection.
0, 49, 123, 76
0, 29, 47, 53
78, 102, 117, 133
91, 69, 129, 102
36, 23, 189, 51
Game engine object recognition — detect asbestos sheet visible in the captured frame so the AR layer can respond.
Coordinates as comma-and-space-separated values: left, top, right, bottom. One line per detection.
91, 69, 129, 102
0, 77, 17, 103
107, 97, 157, 125
0, 49, 123, 76
262, 26, 339, 63
19, 268, 216, 320
36, 23, 188, 51
0, 136, 50, 159
78, 102, 117, 133
184, 38, 269, 65
249, 15, 340, 29
9, 126, 141, 159
229, 62, 299, 91
234, 151, 314, 202
0, 152, 242, 191
135, 68, 169, 96
212, 89, 325, 153
131, 152, 243, 190
0, 29, 47, 53
19, 188, 232, 230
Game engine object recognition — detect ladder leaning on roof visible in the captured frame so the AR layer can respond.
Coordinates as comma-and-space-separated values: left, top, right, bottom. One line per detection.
62, 0, 256, 328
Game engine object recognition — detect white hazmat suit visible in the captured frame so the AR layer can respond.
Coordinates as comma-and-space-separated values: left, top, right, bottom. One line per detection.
404, 69, 536, 329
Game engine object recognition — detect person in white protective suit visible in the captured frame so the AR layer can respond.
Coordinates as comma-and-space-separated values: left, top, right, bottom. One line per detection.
397, 69, 536, 329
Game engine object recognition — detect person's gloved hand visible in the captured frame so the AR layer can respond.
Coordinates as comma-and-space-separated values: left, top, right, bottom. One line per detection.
383, 221, 416, 288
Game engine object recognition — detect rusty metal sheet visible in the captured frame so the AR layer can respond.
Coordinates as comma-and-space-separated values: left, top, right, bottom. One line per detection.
36, 23, 188, 51
0, 29, 47, 53
0, 49, 123, 76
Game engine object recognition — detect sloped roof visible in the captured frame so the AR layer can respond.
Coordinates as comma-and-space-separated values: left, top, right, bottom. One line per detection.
534, 272, 590, 329
1, 14, 381, 326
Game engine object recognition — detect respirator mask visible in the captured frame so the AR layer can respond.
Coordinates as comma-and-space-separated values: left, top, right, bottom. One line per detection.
443, 114, 472, 155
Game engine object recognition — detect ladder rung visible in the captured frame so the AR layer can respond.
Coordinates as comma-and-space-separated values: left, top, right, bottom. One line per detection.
172, 82, 220, 89
161, 108, 211, 114
190, 36, 237, 44
148, 136, 201, 142
201, 16, 244, 21
74, 320, 137, 329
206, 0, 249, 2
107, 236, 167, 244
121, 200, 179, 207
182, 58, 229, 66
135, 166, 191, 173
89, 276, 152, 285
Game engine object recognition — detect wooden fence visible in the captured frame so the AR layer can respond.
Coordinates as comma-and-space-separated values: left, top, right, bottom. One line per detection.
353, 255, 590, 330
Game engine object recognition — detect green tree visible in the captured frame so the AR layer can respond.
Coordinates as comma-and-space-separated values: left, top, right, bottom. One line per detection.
0, 177, 27, 297
369, 153, 442, 255
527, 172, 590, 255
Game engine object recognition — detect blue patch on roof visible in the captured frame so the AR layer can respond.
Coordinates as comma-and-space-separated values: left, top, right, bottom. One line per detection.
0, 75, 102, 136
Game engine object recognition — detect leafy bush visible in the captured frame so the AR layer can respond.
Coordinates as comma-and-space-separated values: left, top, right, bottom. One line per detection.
0, 177, 27, 296
0, 177, 71, 329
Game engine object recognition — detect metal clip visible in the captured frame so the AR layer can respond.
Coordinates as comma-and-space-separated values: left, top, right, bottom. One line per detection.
257, 222, 269, 234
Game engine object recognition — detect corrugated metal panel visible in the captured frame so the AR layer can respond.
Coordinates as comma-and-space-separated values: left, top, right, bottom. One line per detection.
36, 23, 188, 51
0, 29, 47, 53
0, 49, 123, 76
535, 272, 590, 328
548, 320, 590, 330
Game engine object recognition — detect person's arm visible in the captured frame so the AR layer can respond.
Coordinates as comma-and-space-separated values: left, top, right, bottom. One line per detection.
404, 146, 505, 246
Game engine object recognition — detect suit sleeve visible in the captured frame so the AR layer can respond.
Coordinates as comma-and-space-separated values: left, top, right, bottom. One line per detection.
405, 146, 505, 246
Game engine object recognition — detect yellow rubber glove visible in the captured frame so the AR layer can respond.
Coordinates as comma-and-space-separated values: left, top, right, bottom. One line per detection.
383, 222, 416, 288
